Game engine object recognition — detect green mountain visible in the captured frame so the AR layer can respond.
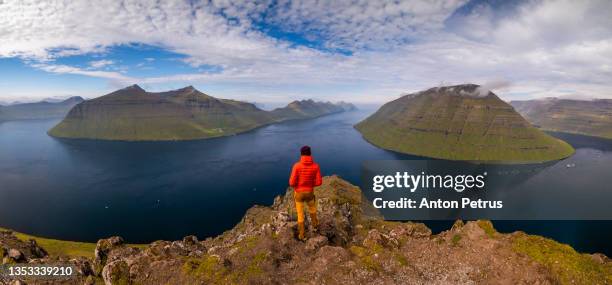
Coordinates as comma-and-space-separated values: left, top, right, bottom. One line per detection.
511, 98, 612, 139
355, 84, 574, 163
0, 97, 83, 122
271, 99, 355, 120
49, 85, 353, 141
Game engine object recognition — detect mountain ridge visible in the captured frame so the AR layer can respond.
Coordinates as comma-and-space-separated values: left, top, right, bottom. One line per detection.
0, 97, 84, 122
271, 99, 353, 121
511, 98, 612, 139
48, 85, 355, 141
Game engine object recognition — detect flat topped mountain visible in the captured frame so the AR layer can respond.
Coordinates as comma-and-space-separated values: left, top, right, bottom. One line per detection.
48, 85, 353, 141
355, 84, 574, 162
0, 96, 84, 121
511, 98, 612, 139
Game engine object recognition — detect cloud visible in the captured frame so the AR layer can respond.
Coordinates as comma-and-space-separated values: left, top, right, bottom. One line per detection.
474, 80, 511, 97
0, 0, 611, 102
223, 0, 468, 51
88, 59, 115, 69
31, 63, 133, 83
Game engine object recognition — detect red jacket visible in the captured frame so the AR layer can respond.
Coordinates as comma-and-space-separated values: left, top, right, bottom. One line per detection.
289, 156, 322, 193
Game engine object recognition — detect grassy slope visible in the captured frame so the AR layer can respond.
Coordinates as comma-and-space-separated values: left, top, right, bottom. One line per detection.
0, 227, 145, 259
512, 232, 612, 284
356, 86, 574, 163
48, 87, 274, 141
512, 99, 612, 139
49, 111, 270, 141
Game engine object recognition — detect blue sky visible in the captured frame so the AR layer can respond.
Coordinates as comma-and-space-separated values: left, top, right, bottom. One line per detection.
1, 0, 611, 104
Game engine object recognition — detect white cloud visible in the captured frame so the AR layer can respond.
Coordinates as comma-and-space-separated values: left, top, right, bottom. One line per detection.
88, 59, 115, 69
31, 63, 133, 83
0, 0, 611, 103
211, 0, 467, 51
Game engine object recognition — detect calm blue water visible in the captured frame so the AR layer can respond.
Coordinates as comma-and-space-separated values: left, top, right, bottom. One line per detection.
0, 109, 610, 256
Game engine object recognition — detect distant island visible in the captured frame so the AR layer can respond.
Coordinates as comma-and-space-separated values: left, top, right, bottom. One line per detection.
271, 99, 355, 120
511, 98, 612, 139
0, 97, 83, 122
48, 85, 355, 141
355, 84, 574, 163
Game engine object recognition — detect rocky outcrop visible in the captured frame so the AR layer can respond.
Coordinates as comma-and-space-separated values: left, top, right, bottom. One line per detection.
1, 176, 610, 284
0, 230, 47, 263
80, 176, 612, 284
0, 230, 94, 284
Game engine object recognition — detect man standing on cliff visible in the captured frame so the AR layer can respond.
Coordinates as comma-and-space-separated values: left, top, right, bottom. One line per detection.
289, 145, 323, 241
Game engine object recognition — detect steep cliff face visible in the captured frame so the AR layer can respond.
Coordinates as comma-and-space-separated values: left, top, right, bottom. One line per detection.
0, 97, 83, 122
2, 176, 610, 284
355, 84, 575, 162
511, 98, 612, 139
48, 86, 355, 141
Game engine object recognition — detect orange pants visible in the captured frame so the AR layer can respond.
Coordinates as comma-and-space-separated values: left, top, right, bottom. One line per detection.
294, 191, 316, 223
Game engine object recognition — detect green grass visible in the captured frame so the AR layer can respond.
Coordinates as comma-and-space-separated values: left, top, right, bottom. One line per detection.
355, 85, 575, 163
395, 253, 409, 266
350, 245, 382, 271
182, 255, 227, 281
477, 220, 496, 238
512, 233, 612, 284
1, 227, 146, 259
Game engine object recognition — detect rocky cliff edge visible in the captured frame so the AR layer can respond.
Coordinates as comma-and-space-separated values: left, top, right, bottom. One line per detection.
1, 176, 610, 284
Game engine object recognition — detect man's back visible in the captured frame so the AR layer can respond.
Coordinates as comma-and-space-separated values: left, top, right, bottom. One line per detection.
289, 155, 322, 193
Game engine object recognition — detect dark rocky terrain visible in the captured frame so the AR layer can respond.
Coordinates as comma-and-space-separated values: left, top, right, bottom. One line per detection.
48, 85, 355, 141
0, 97, 83, 122
1, 176, 610, 284
355, 84, 575, 162
511, 98, 612, 139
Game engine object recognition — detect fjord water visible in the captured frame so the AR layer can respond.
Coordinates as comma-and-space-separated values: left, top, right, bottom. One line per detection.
0, 109, 611, 256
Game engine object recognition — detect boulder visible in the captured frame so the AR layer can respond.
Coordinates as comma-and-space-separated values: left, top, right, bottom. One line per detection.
28, 239, 47, 258
8, 248, 24, 261
94, 236, 124, 274
306, 235, 328, 251
362, 229, 399, 249
182, 235, 198, 245
102, 260, 130, 285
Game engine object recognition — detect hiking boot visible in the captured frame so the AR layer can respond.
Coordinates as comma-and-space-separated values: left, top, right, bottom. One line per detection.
297, 222, 306, 241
